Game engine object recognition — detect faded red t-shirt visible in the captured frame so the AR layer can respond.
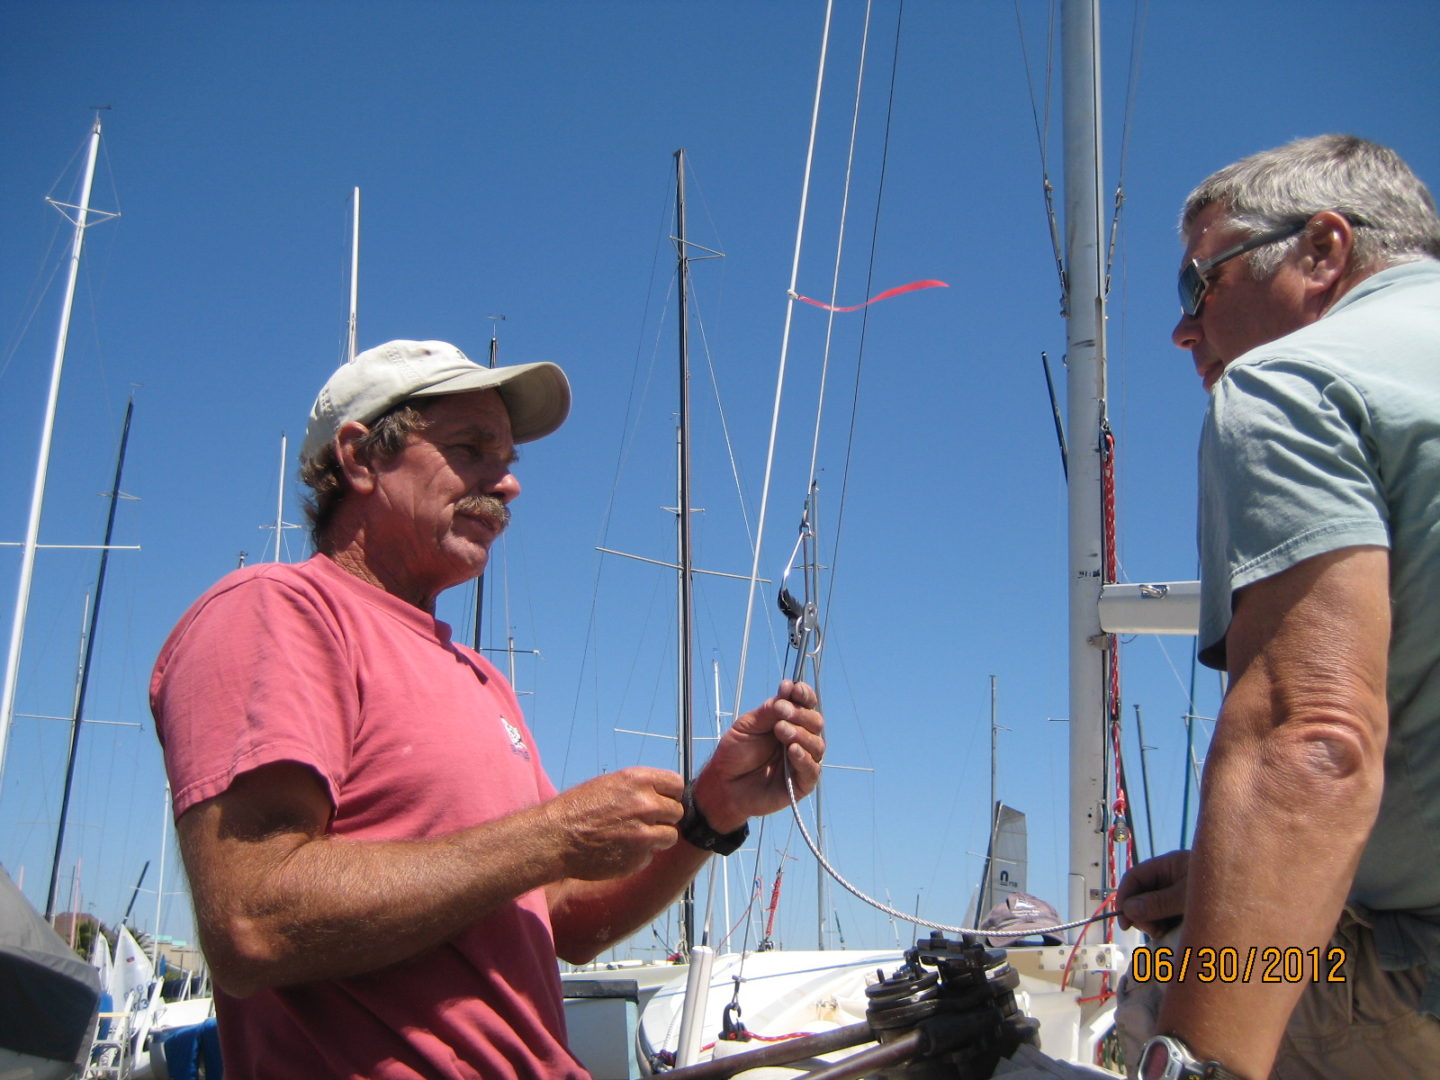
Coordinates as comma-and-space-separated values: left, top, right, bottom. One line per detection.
151, 554, 588, 1080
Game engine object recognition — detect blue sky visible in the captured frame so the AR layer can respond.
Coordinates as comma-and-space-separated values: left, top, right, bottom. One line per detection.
2, 1, 1436, 956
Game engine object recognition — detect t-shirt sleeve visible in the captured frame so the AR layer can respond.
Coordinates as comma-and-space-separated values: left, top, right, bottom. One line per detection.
1197, 356, 1392, 668
151, 576, 360, 818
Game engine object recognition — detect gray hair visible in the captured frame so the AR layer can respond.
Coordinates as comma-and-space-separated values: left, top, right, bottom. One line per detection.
1181, 134, 1440, 277
300, 401, 430, 551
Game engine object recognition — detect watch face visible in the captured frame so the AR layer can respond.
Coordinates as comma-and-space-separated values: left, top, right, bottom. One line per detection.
1138, 1038, 1179, 1080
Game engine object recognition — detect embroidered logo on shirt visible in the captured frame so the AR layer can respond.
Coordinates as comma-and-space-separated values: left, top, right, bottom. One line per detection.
500, 716, 530, 760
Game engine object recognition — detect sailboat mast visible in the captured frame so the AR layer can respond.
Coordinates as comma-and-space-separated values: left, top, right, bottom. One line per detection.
0, 115, 105, 787
45, 398, 136, 918
979, 674, 999, 925
473, 325, 502, 652
347, 187, 360, 362
674, 147, 698, 954
153, 783, 171, 964
274, 433, 289, 562
1061, 0, 1111, 930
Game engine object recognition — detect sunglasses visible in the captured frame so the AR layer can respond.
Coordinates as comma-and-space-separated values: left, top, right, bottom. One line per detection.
1177, 220, 1308, 318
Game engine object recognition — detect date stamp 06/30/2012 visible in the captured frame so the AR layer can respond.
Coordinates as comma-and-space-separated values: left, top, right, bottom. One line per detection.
1129, 946, 1348, 985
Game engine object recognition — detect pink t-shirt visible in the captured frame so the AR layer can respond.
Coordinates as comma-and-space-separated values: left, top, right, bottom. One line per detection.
151, 555, 589, 1080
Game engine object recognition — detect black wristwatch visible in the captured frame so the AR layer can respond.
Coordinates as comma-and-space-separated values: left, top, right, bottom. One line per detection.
678, 783, 749, 856
1138, 1035, 1246, 1080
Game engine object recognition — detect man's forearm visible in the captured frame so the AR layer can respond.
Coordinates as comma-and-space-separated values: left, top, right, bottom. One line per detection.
187, 801, 566, 996
1156, 709, 1378, 1076
1157, 548, 1390, 1078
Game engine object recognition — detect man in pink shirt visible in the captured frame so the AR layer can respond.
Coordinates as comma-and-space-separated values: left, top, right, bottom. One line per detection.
150, 340, 826, 1079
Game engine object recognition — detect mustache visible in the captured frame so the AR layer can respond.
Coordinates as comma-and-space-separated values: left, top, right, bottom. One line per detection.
456, 494, 511, 531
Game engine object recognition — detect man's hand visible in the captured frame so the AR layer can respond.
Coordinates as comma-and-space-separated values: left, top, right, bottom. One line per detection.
1116, 848, 1190, 935
691, 680, 825, 833
542, 767, 685, 880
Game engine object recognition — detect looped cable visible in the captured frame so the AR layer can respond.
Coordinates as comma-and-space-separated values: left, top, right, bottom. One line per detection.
780, 754, 1116, 940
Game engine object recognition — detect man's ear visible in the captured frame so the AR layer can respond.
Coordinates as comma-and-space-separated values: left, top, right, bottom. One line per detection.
1300, 210, 1356, 297
334, 421, 378, 495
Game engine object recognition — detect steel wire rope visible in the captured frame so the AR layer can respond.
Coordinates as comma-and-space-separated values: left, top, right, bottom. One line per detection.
703, 0, 880, 970
0, 234, 67, 383
800, 0, 876, 492
0, 128, 114, 383
1013, 0, 1067, 308
779, 758, 1117, 939
711, 0, 836, 952
758, 0, 1121, 945
818, 0, 903, 646
687, 264, 786, 673
700, 0, 1117, 959
1103, 0, 1150, 289
773, 0, 881, 894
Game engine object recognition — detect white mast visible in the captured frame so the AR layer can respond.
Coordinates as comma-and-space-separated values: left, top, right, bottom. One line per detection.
347, 187, 360, 361
1062, 0, 1109, 930
0, 115, 110, 787
274, 433, 289, 561
153, 783, 171, 965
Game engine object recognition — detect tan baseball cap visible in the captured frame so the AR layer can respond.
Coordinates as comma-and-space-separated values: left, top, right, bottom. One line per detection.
301, 339, 571, 464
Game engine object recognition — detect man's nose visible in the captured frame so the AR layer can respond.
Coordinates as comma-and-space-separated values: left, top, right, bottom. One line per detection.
1172, 311, 1202, 351
488, 470, 522, 505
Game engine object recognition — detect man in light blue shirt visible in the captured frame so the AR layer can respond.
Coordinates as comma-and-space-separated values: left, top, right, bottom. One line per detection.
1118, 136, 1440, 1080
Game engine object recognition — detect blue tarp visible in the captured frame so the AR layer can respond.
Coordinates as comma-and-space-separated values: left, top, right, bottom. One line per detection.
156, 1017, 223, 1080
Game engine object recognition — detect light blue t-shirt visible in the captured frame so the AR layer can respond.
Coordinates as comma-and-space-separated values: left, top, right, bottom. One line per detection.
1197, 259, 1440, 1007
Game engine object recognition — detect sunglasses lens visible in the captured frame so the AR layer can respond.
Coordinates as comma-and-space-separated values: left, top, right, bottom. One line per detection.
1179, 263, 1205, 317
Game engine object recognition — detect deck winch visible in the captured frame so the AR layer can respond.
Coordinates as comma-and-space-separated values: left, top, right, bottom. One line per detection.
653, 932, 1041, 1080
861, 932, 1041, 1078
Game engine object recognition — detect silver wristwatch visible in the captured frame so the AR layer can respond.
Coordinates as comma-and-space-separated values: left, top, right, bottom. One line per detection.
1138, 1035, 1246, 1080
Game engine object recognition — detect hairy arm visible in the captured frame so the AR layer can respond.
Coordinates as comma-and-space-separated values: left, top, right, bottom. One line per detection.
179, 761, 684, 996
1155, 546, 1389, 1077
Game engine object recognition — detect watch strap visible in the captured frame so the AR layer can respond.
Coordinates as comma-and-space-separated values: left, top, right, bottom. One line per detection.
678, 783, 749, 856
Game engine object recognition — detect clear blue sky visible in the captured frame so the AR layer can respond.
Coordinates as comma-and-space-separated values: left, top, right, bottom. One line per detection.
2, 1, 1436, 955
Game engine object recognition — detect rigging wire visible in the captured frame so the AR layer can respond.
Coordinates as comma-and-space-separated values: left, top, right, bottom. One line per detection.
802, 0, 876, 491
821, 0, 906, 641
0, 126, 115, 382
772, 9, 882, 954
717, 0, 1117, 952
1104, 0, 1150, 289
725, 0, 834, 807
707, 0, 837, 972
1013, 0, 1067, 310
781, 758, 1117, 939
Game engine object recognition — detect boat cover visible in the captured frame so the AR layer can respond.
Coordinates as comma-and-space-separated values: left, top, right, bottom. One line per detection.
0, 868, 101, 1066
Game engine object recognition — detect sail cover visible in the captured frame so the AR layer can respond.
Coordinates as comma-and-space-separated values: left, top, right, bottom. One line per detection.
0, 868, 100, 1070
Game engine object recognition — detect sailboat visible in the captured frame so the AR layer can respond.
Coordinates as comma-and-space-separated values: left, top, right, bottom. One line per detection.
561, 0, 1209, 1075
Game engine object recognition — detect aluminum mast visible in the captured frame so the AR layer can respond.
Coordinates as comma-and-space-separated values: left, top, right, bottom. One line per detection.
1061, 0, 1110, 931
0, 115, 110, 787
674, 147, 699, 955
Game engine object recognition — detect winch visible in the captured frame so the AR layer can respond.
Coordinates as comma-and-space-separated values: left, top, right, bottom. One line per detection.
655, 932, 1041, 1080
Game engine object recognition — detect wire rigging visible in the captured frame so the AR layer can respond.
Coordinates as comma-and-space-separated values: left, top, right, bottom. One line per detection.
1104, 0, 1150, 289
821, 0, 905, 644
1014, 0, 1067, 310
